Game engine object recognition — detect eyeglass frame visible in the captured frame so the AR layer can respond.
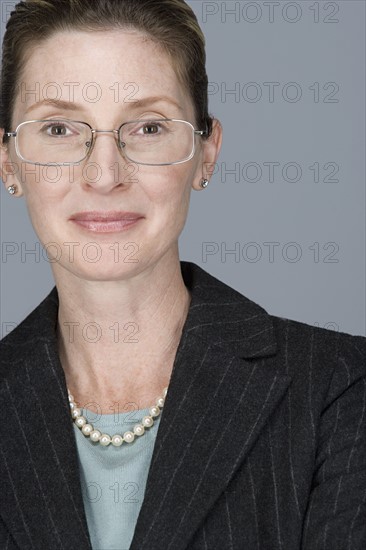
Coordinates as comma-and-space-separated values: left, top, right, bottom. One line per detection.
4, 117, 208, 167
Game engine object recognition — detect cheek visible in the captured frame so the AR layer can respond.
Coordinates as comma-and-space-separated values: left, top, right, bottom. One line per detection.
25, 198, 57, 245
140, 163, 195, 207
21, 183, 66, 245
143, 167, 193, 236
18, 160, 73, 222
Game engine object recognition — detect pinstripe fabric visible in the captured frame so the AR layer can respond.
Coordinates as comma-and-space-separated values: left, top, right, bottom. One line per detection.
0, 261, 365, 550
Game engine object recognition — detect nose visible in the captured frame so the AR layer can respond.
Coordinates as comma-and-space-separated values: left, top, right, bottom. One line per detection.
82, 129, 132, 193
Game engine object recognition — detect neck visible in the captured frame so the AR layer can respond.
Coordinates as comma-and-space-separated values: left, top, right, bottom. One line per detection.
55, 257, 191, 411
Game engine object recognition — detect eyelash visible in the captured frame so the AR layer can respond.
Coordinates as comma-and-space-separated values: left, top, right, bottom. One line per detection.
38, 119, 171, 138
41, 122, 73, 135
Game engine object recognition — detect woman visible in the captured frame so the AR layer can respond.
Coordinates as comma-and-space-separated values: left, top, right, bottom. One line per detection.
0, 1, 365, 549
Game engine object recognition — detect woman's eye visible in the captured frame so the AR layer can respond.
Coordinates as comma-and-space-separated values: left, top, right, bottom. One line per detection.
42, 123, 74, 137
140, 123, 160, 135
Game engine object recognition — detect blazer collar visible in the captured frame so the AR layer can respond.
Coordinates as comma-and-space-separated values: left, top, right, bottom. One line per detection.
0, 261, 290, 550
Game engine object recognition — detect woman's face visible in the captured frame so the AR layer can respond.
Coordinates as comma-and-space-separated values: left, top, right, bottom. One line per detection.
1, 29, 221, 282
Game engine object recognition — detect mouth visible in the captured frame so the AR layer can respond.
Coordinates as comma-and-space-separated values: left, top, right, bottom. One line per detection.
69, 211, 144, 233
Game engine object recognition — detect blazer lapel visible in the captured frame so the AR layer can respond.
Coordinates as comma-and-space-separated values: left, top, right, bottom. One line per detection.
0, 293, 93, 549
129, 263, 291, 549
0, 262, 291, 550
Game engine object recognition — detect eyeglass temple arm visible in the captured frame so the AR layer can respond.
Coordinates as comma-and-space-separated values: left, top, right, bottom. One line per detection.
195, 122, 209, 137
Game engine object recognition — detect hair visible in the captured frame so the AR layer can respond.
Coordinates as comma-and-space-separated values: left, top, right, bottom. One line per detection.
0, 0, 213, 144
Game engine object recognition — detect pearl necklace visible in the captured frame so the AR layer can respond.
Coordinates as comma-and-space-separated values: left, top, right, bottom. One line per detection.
67, 387, 168, 447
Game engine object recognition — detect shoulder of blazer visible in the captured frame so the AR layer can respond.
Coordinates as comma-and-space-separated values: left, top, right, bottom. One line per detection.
0, 286, 59, 376
270, 312, 366, 355
268, 313, 366, 398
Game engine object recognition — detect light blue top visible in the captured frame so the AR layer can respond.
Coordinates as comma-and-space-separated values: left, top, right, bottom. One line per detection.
73, 404, 162, 550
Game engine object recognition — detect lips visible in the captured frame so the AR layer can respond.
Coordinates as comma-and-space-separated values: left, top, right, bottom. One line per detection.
70, 211, 143, 222
69, 211, 144, 233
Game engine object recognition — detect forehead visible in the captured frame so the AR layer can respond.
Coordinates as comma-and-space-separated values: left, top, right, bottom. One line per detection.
15, 29, 192, 119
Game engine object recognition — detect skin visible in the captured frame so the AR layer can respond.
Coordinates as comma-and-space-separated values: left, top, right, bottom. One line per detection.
0, 29, 222, 414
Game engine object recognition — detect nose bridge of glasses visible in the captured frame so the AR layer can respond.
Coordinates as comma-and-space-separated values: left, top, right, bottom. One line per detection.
91, 129, 120, 136
89, 129, 123, 153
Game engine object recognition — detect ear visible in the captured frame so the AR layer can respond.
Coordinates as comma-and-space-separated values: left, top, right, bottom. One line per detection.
193, 117, 223, 191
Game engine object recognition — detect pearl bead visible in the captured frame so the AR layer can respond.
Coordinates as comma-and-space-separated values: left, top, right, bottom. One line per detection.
67, 384, 167, 448
75, 416, 87, 428
111, 435, 123, 447
142, 415, 154, 428
133, 424, 144, 436
123, 431, 135, 443
72, 408, 81, 419
150, 406, 160, 417
90, 430, 102, 442
82, 424, 93, 436
100, 434, 111, 446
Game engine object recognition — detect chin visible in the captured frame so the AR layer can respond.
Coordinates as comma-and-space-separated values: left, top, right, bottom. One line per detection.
50, 259, 142, 284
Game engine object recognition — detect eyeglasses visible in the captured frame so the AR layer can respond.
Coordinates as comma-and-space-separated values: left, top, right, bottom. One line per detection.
5, 118, 207, 166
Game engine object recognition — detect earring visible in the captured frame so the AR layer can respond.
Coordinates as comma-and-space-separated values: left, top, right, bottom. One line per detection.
200, 178, 209, 189
7, 185, 17, 195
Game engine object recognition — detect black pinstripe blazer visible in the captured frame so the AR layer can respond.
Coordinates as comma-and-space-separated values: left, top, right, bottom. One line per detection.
0, 261, 365, 550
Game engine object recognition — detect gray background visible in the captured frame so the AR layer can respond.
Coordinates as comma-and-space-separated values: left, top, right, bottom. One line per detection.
0, 0, 365, 337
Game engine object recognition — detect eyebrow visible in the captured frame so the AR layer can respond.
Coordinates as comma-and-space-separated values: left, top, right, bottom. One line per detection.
24, 96, 183, 115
